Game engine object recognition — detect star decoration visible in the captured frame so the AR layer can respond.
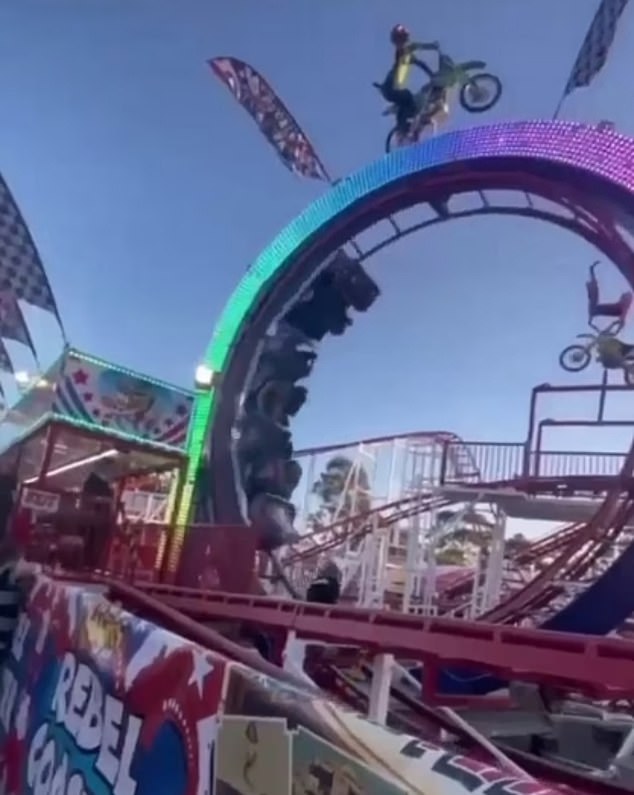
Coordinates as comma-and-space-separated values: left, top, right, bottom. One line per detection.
188, 653, 214, 698
72, 369, 88, 385
82, 392, 93, 402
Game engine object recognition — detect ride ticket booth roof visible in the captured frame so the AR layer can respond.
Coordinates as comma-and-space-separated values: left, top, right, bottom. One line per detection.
0, 348, 194, 486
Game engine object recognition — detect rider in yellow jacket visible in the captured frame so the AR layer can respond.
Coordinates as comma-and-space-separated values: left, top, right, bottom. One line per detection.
376, 25, 439, 133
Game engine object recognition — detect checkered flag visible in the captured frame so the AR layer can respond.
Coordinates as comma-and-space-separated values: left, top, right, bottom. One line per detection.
564, 0, 629, 96
0, 175, 64, 330
0, 338, 14, 376
0, 290, 38, 362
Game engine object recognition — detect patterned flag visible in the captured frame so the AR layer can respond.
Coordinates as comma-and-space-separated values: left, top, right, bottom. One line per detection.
209, 57, 330, 181
0, 290, 37, 356
0, 174, 63, 322
0, 338, 14, 376
564, 0, 629, 96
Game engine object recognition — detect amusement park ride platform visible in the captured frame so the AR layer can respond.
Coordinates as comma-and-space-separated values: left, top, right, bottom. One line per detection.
438, 485, 606, 522
0, 346, 193, 488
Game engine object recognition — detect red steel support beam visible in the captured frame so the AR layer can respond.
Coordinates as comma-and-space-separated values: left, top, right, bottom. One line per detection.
140, 584, 634, 698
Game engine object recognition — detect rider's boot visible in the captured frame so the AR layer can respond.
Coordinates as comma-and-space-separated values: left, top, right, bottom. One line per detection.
396, 108, 413, 137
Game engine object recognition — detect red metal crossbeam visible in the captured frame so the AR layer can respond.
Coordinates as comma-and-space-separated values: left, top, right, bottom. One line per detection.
142, 584, 634, 698
483, 496, 632, 623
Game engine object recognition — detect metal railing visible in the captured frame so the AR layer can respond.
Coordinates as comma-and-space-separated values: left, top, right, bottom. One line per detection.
441, 442, 630, 485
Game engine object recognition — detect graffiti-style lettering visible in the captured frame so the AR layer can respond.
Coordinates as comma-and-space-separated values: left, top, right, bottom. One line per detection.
52, 653, 76, 723
27, 724, 55, 795
432, 753, 482, 792
0, 668, 18, 732
27, 653, 141, 795
11, 613, 30, 661
399, 738, 438, 758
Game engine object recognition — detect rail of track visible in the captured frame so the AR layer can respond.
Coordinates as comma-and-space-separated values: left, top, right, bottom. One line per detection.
277, 483, 634, 627
483, 497, 634, 624
131, 579, 634, 697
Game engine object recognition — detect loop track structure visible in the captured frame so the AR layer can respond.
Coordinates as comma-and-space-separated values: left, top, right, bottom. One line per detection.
173, 121, 634, 563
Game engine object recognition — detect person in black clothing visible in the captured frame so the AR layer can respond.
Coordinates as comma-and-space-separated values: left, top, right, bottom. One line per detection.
306, 561, 341, 605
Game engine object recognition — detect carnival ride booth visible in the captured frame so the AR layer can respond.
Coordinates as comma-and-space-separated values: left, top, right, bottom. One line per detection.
1, 347, 193, 578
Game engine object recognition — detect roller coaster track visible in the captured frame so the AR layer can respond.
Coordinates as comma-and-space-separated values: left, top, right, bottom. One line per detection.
296, 429, 483, 485
276, 466, 634, 637
88, 574, 631, 794
438, 522, 584, 606
483, 496, 634, 624
125, 581, 634, 698
281, 493, 446, 566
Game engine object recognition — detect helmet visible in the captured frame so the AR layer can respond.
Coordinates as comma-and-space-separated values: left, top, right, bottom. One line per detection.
391, 24, 410, 45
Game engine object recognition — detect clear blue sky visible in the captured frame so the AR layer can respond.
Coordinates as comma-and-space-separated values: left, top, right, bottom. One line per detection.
1, 0, 633, 453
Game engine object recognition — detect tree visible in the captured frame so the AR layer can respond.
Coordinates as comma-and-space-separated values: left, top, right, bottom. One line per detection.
309, 455, 372, 528
435, 507, 493, 559
435, 509, 532, 566
436, 546, 468, 566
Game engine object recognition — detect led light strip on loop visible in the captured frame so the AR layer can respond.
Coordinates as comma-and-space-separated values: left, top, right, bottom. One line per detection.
170, 121, 634, 570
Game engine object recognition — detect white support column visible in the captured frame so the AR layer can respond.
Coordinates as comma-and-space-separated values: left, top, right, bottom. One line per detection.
468, 548, 482, 619
299, 452, 316, 533
480, 509, 507, 612
367, 653, 394, 725
422, 504, 438, 616
403, 505, 422, 613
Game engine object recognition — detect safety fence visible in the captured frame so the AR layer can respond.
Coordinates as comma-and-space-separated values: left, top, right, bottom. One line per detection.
440, 441, 628, 484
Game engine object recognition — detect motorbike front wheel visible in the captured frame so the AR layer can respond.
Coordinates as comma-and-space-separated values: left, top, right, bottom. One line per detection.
559, 345, 591, 372
459, 73, 502, 113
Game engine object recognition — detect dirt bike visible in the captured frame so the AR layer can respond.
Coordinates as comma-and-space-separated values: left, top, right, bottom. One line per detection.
559, 329, 634, 385
378, 50, 503, 153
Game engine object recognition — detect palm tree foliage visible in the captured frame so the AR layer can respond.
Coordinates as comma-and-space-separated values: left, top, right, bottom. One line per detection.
309, 455, 372, 527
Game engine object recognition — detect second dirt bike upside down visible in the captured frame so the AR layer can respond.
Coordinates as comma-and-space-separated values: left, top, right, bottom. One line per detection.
559, 330, 634, 385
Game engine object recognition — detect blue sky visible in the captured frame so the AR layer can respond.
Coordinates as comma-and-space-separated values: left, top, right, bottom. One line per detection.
1, 0, 633, 455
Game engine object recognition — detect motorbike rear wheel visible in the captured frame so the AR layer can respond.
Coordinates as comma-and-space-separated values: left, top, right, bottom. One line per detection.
385, 125, 419, 153
459, 72, 502, 113
385, 127, 403, 153
559, 344, 591, 372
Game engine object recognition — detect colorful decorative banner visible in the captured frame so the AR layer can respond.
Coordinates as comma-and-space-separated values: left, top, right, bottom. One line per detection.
0, 578, 224, 795
0, 290, 37, 359
0, 337, 13, 375
53, 353, 194, 448
0, 175, 62, 320
209, 57, 330, 181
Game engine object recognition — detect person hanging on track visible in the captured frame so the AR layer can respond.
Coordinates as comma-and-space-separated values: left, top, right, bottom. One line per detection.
374, 25, 439, 135
586, 261, 633, 332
